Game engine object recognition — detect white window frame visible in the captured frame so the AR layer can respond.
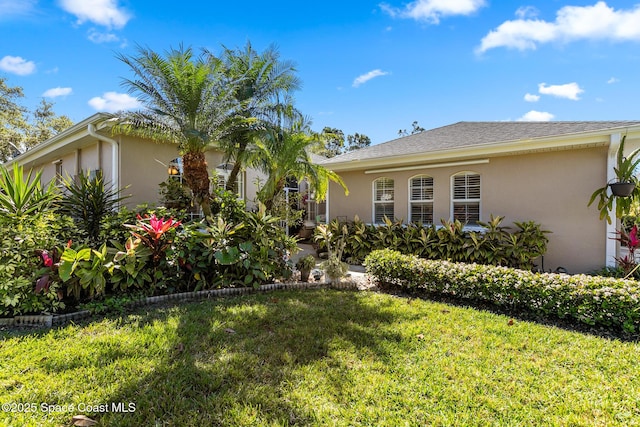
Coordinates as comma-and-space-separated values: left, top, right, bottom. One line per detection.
408, 174, 434, 224
451, 171, 481, 225
372, 177, 394, 224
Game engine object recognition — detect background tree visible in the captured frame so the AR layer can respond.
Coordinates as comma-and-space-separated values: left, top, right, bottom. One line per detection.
398, 120, 426, 137
313, 127, 370, 158
346, 132, 371, 152
25, 99, 73, 147
0, 77, 72, 162
317, 127, 345, 158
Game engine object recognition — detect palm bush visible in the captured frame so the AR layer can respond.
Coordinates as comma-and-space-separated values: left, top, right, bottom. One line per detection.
57, 170, 129, 244
0, 163, 58, 218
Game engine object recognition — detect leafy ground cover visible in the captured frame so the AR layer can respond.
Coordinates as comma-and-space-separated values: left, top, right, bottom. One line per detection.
1, 289, 639, 426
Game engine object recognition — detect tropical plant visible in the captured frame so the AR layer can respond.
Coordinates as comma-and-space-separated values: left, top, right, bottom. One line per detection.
214, 41, 302, 193
109, 237, 153, 292
57, 170, 129, 244
114, 45, 237, 219
612, 225, 640, 278
295, 255, 316, 282
58, 243, 112, 300
252, 123, 348, 212
589, 135, 640, 223
314, 215, 549, 270
315, 223, 349, 282
0, 163, 58, 219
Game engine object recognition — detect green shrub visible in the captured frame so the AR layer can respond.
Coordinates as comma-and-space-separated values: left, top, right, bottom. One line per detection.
173, 212, 297, 289
365, 249, 640, 333
0, 213, 70, 316
316, 215, 549, 269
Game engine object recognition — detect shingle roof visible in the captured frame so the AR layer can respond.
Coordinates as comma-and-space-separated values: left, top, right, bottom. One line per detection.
320, 121, 640, 165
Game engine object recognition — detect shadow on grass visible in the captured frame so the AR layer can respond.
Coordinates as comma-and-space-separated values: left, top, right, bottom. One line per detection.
82, 289, 402, 426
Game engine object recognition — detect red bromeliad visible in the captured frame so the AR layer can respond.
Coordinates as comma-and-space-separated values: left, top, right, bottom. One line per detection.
125, 214, 181, 263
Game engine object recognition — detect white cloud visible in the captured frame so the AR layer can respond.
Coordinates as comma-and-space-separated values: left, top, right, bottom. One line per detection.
524, 93, 540, 102
88, 92, 141, 112
0, 55, 36, 75
381, 0, 486, 24
58, 0, 132, 29
538, 82, 584, 100
478, 1, 640, 53
0, 0, 37, 18
518, 110, 555, 121
42, 87, 73, 98
88, 28, 120, 43
352, 69, 390, 88
607, 77, 620, 84
515, 6, 539, 20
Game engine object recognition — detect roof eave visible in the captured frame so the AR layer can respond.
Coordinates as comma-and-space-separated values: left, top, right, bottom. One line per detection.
3, 112, 112, 166
323, 125, 640, 172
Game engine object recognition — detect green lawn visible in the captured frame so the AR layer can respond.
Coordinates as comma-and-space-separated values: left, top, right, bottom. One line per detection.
1, 289, 639, 426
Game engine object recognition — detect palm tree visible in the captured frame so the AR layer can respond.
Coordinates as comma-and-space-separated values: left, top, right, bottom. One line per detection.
211, 42, 302, 192
113, 45, 237, 218
252, 121, 348, 212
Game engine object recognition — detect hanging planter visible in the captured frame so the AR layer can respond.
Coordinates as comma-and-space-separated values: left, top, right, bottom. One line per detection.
589, 135, 640, 223
609, 182, 636, 197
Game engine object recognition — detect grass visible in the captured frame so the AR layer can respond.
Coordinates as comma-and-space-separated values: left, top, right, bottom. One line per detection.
1, 289, 639, 426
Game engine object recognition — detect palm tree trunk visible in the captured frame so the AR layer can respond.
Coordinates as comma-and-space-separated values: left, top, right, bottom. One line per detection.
182, 151, 212, 218
225, 141, 246, 193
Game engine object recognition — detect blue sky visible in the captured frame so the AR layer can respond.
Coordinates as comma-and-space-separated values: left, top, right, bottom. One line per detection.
2, 0, 640, 144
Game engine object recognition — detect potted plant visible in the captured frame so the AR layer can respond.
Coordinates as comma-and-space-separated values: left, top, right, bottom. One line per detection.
320, 256, 349, 284
295, 255, 316, 282
589, 135, 640, 223
314, 223, 349, 283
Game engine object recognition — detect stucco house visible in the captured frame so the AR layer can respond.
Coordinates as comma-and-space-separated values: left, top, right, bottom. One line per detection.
4, 112, 267, 211
320, 121, 640, 274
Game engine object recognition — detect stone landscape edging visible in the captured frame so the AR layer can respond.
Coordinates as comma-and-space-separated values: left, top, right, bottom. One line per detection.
1, 280, 362, 328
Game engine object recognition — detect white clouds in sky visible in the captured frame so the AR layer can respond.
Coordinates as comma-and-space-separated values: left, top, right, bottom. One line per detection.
0, 0, 37, 19
0, 55, 36, 75
538, 82, 583, 100
518, 110, 555, 121
88, 28, 121, 44
607, 77, 620, 84
381, 0, 486, 24
43, 87, 73, 98
478, 1, 640, 53
88, 92, 141, 112
353, 69, 390, 88
524, 93, 540, 102
58, 0, 131, 29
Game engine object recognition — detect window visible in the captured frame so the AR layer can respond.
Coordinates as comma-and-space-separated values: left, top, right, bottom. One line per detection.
167, 158, 183, 182
373, 177, 394, 224
54, 160, 63, 187
452, 172, 480, 225
215, 163, 244, 200
409, 175, 434, 224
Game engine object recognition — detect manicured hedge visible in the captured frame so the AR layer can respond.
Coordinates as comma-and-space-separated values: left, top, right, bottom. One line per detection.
365, 249, 640, 333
